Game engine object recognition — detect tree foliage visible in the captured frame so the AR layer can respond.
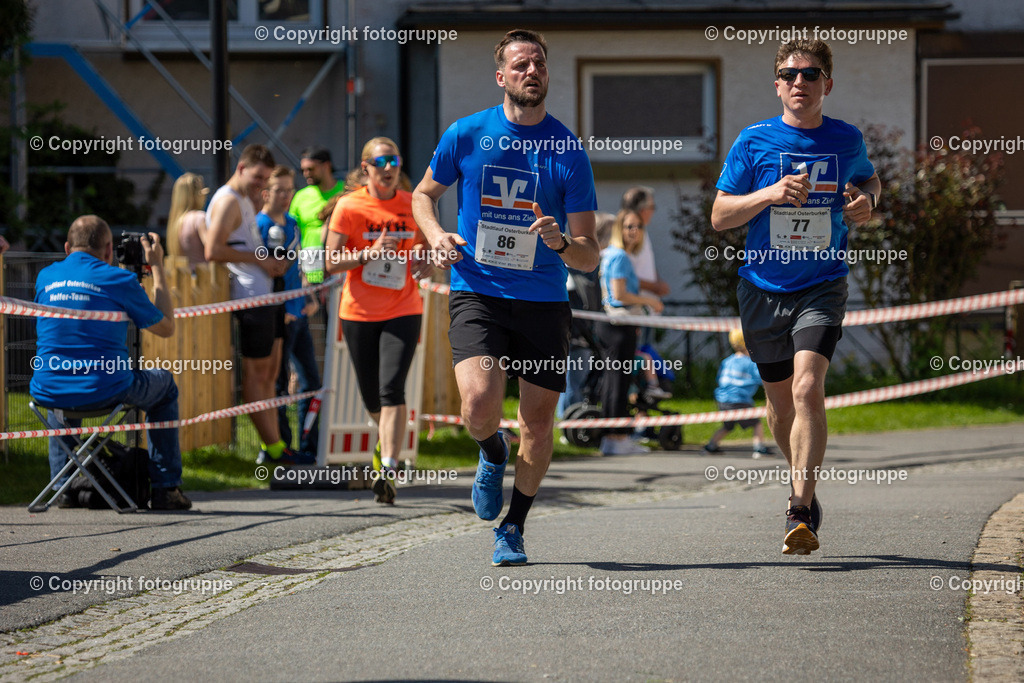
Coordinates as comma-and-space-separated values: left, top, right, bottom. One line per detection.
669, 163, 745, 317
1, 105, 164, 245
849, 125, 1005, 380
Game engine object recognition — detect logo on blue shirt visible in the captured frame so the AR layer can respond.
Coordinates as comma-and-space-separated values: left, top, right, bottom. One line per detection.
480, 165, 538, 223
780, 153, 839, 194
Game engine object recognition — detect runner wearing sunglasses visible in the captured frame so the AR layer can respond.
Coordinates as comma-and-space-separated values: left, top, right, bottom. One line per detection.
412, 29, 600, 566
325, 137, 432, 504
711, 39, 880, 555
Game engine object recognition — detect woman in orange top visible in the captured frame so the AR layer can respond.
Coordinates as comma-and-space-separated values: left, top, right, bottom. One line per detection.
325, 137, 431, 504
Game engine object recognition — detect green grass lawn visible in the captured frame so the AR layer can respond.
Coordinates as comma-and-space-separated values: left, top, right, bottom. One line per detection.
4, 376, 1021, 506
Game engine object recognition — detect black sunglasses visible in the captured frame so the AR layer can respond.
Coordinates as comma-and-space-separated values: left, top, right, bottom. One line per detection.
777, 67, 829, 82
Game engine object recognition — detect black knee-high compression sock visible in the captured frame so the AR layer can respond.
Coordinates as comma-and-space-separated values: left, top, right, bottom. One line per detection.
500, 487, 535, 533
476, 432, 508, 464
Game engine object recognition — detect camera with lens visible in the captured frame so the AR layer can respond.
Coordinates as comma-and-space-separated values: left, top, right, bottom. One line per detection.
115, 232, 149, 278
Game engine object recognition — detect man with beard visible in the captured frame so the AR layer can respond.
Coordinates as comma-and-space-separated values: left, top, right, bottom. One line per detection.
290, 147, 344, 284
413, 29, 600, 566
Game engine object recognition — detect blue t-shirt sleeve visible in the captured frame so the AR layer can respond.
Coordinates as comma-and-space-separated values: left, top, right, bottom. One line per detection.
716, 135, 754, 195
116, 270, 164, 330
429, 121, 461, 187
848, 132, 875, 186
604, 250, 634, 287
561, 151, 598, 215
256, 213, 273, 245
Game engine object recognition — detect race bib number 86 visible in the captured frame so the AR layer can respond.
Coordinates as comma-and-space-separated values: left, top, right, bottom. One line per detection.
475, 220, 537, 271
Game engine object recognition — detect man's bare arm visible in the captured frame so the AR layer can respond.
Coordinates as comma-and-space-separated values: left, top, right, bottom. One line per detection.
412, 168, 466, 268
561, 211, 600, 273
711, 174, 811, 231
204, 196, 258, 264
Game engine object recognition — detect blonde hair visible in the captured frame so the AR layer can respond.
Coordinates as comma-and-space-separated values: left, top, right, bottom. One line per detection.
729, 328, 747, 352
166, 172, 206, 257
609, 209, 644, 255
344, 137, 403, 191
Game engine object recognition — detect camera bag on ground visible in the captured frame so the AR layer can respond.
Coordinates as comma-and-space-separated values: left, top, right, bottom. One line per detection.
66, 441, 151, 509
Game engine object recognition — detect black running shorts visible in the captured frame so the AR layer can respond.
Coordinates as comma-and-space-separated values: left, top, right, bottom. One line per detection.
234, 304, 285, 359
448, 291, 572, 393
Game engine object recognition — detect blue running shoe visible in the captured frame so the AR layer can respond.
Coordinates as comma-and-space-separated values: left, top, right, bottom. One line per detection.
472, 432, 509, 521
492, 523, 527, 566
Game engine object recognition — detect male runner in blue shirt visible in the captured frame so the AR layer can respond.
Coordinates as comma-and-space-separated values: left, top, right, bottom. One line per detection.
712, 39, 879, 555
413, 29, 600, 566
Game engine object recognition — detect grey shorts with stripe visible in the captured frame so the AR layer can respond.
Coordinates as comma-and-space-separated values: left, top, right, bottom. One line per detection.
736, 277, 848, 365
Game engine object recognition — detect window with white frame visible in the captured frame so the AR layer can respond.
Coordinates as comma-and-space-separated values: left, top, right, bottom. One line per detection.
579, 60, 717, 162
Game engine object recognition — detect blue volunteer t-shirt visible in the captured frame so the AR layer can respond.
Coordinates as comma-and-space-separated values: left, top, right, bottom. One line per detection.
257, 211, 304, 318
716, 115, 875, 293
430, 105, 598, 302
30, 251, 164, 407
599, 247, 639, 308
714, 353, 762, 404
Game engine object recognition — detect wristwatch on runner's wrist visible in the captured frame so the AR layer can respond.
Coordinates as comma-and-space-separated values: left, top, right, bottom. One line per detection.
553, 233, 571, 254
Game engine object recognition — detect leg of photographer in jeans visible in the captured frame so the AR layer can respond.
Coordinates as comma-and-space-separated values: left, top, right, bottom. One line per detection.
124, 369, 190, 510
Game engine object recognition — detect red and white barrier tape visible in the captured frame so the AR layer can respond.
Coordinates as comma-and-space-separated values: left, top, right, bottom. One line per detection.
173, 276, 340, 319
422, 365, 1020, 430
0, 277, 341, 323
419, 280, 1024, 332
0, 389, 325, 441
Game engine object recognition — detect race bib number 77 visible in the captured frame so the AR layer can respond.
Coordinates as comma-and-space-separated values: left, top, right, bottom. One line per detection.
769, 207, 830, 250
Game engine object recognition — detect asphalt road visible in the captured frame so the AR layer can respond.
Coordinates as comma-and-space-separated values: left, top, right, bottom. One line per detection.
1, 424, 1021, 682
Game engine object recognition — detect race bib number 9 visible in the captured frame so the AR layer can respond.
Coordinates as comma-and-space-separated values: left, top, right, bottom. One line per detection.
475, 220, 537, 271
769, 207, 831, 250
361, 257, 406, 290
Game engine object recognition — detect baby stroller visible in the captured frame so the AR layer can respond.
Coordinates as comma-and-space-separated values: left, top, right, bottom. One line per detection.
560, 272, 683, 451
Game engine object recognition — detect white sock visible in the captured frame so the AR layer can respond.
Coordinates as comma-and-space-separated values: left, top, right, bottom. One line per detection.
382, 457, 398, 470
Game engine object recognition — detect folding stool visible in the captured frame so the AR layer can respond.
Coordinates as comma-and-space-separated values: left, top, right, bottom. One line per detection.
27, 400, 139, 513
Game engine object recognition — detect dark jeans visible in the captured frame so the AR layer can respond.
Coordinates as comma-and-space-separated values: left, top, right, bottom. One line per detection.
277, 316, 322, 454
45, 369, 183, 489
596, 321, 638, 436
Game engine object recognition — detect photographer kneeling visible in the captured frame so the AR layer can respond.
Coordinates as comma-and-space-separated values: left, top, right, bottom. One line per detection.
31, 215, 191, 510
